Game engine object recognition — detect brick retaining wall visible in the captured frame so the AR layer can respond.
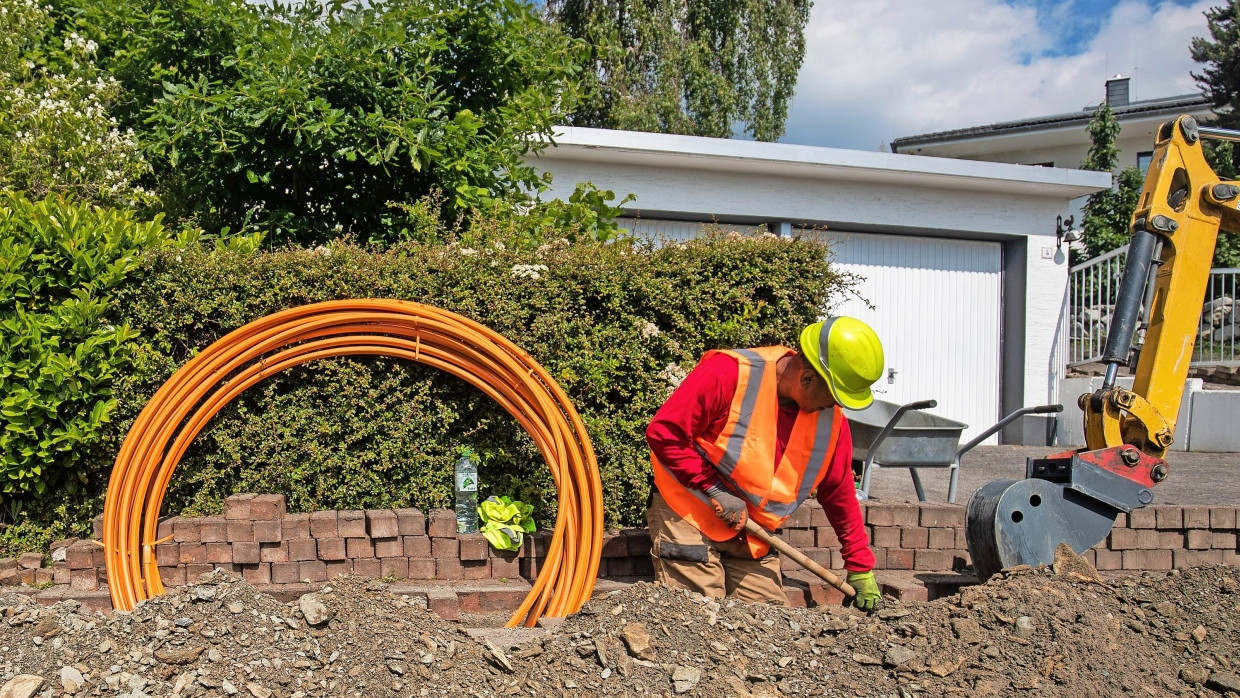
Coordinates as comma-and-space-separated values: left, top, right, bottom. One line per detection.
2, 495, 1237, 595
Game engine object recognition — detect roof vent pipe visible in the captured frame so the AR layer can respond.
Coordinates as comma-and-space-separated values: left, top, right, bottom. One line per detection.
1106, 75, 1130, 108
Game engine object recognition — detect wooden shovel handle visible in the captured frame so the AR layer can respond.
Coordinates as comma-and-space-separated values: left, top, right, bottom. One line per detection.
744, 518, 857, 597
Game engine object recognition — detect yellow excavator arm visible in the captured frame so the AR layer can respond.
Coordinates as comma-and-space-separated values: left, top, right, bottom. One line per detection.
966, 116, 1240, 581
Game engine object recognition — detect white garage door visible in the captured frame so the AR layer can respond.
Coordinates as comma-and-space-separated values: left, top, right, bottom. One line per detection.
824, 231, 1003, 443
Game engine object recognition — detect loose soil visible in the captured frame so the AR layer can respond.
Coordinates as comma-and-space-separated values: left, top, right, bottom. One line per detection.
2, 562, 1238, 698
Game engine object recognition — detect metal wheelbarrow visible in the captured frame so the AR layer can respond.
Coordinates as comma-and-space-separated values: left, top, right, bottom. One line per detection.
845, 399, 1063, 503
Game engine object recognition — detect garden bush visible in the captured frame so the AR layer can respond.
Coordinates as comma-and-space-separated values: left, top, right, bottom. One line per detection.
96, 231, 847, 530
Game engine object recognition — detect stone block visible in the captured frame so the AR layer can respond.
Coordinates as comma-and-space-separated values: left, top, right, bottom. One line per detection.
462, 559, 490, 580
206, 543, 232, 564
373, 538, 403, 558
785, 503, 812, 528
807, 500, 828, 527
601, 533, 629, 558
1211, 507, 1238, 531
884, 548, 914, 570
154, 543, 178, 568
816, 526, 841, 548
1211, 531, 1237, 550
226, 521, 254, 543
402, 536, 431, 558
299, 560, 328, 583
186, 564, 214, 580
427, 588, 459, 620
281, 513, 311, 540
1175, 550, 1223, 568
606, 557, 635, 577
867, 504, 919, 527
623, 529, 652, 557
1182, 505, 1212, 530
260, 542, 288, 563
156, 516, 177, 541
407, 558, 436, 580
1186, 529, 1212, 550
458, 534, 489, 561
324, 561, 351, 579
431, 537, 459, 560
199, 517, 227, 543
914, 549, 953, 571
159, 566, 187, 588
250, 494, 286, 521
93, 514, 104, 540
70, 568, 98, 590
395, 508, 426, 536
66, 542, 96, 569
309, 511, 339, 538
428, 509, 458, 538
1159, 531, 1186, 549
437, 558, 464, 580
18, 552, 44, 569
781, 528, 814, 548
240, 563, 271, 585
53, 567, 70, 585
1154, 506, 1183, 530
1122, 549, 1172, 570
366, 510, 399, 539
338, 510, 367, 538
253, 520, 281, 543
173, 519, 201, 544
379, 557, 409, 580
317, 538, 346, 561
928, 528, 955, 549
288, 539, 318, 562
352, 558, 382, 578
224, 493, 257, 520
346, 537, 374, 559
178, 544, 207, 565
1127, 507, 1156, 529
232, 542, 261, 565
919, 504, 965, 528
492, 552, 520, 579
901, 527, 929, 549
270, 561, 303, 584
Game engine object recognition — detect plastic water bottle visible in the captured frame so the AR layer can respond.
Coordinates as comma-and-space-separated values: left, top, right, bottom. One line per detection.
454, 449, 479, 534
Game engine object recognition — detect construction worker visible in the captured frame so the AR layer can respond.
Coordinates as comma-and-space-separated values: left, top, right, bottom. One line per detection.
645, 317, 883, 611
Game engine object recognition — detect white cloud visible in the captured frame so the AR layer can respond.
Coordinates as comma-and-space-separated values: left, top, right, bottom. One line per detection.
783, 0, 1216, 151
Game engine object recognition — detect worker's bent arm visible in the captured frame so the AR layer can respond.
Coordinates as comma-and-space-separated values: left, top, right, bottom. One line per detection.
816, 422, 877, 571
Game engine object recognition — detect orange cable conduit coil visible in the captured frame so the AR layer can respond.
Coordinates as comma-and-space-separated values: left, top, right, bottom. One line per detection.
103, 299, 604, 627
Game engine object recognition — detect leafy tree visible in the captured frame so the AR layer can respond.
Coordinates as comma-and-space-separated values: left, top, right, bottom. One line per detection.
0, 0, 151, 207
63, 0, 585, 246
1078, 103, 1142, 261
545, 0, 811, 141
1192, 0, 1240, 266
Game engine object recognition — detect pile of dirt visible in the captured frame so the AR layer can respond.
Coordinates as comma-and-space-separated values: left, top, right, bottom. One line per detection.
2, 563, 1238, 697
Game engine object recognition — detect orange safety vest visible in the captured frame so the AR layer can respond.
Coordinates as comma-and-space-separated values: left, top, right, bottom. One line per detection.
651, 346, 844, 558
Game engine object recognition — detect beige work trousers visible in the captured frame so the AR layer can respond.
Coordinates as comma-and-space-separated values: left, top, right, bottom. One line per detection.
646, 492, 786, 605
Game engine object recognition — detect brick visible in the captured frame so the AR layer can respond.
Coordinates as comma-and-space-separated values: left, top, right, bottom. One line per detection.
1127, 507, 1156, 529
159, 566, 187, 587
919, 504, 965, 528
520, 557, 544, 579
253, 520, 281, 543
623, 529, 652, 557
808, 501, 828, 527
870, 526, 901, 548
224, 493, 257, 520
786, 503, 812, 528
309, 511, 339, 538
317, 538, 346, 561
1174, 550, 1224, 568
1108, 528, 1136, 550
338, 511, 367, 538
287, 539, 317, 562
1211, 531, 1238, 550
868, 548, 886, 571
226, 521, 254, 543
346, 537, 374, 559
928, 528, 955, 549
66, 542, 96, 569
403, 536, 431, 558
240, 563, 271, 585
172, 519, 201, 544
601, 534, 629, 558
206, 543, 233, 564
606, 557, 635, 577
291, 560, 323, 583
353, 558, 382, 578
371, 537, 401, 558
901, 527, 929, 549
156, 516, 177, 541
250, 494, 286, 521
884, 548, 914, 570
492, 552, 520, 579
427, 588, 460, 620
281, 513, 311, 540
914, 549, 953, 571
633, 556, 655, 577
815, 526, 840, 548
432, 537, 460, 560
232, 542, 261, 565
19, 569, 35, 585
1122, 549, 1172, 570
186, 564, 213, 580
407, 558, 436, 580
270, 562, 302, 584
1182, 505, 1212, 530
462, 559, 490, 580
70, 568, 98, 590
324, 561, 351, 579
178, 544, 207, 565
260, 542, 288, 564
379, 557, 409, 580
31, 568, 52, 586
395, 508, 426, 536
522, 532, 552, 558
458, 534, 489, 561
1211, 507, 1238, 530
866, 504, 918, 527
1154, 506, 1183, 530
92, 514, 104, 540
428, 510, 458, 538
436, 558, 463, 581
92, 547, 105, 569
1093, 548, 1122, 571
199, 517, 227, 543
366, 510, 399, 539
782, 528, 814, 548
53, 567, 70, 585
18, 552, 43, 569
0, 557, 15, 573
1186, 529, 1212, 550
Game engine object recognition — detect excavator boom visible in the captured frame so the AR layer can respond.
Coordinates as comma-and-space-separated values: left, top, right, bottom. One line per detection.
966, 116, 1240, 581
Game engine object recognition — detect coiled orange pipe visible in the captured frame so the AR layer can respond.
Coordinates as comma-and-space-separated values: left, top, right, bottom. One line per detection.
103, 299, 604, 627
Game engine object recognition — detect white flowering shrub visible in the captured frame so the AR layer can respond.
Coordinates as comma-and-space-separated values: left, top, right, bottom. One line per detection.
0, 0, 151, 206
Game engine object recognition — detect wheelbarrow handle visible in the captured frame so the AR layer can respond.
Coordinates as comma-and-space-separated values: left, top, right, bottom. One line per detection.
954, 403, 1064, 459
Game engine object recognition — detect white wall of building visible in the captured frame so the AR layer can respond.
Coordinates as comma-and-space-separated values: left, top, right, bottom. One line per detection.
528, 127, 1107, 444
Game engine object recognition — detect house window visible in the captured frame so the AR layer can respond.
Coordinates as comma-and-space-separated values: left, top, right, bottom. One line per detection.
1137, 151, 1153, 175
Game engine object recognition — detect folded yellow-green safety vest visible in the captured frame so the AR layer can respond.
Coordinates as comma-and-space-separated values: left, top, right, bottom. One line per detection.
477, 496, 536, 552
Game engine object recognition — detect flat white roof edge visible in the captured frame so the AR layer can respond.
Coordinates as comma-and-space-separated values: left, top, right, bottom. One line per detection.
541, 126, 1111, 197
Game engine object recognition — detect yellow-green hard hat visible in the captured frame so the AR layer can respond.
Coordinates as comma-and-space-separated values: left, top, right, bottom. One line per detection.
799, 317, 884, 410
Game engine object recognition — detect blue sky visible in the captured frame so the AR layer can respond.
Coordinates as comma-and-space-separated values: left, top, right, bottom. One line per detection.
782, 0, 1216, 150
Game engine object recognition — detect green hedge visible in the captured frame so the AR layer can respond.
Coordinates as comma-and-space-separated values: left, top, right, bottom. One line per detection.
103, 234, 844, 528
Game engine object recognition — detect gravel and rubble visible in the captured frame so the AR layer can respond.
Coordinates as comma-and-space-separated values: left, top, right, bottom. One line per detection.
1, 560, 1239, 698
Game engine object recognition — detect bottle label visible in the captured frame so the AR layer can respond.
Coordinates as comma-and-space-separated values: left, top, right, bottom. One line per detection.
456, 472, 477, 492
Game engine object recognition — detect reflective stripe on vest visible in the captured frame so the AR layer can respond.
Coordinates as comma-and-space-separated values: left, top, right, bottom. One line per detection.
651, 346, 843, 557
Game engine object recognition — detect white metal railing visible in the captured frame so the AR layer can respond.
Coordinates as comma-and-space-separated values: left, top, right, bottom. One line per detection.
1064, 245, 1240, 367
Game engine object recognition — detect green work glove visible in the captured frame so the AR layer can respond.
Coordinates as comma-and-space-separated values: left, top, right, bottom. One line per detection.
704, 485, 748, 530
847, 571, 881, 612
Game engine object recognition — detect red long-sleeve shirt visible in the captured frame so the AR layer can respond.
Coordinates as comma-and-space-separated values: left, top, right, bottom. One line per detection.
646, 352, 875, 571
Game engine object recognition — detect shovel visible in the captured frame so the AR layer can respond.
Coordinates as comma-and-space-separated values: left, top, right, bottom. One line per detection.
743, 518, 857, 598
